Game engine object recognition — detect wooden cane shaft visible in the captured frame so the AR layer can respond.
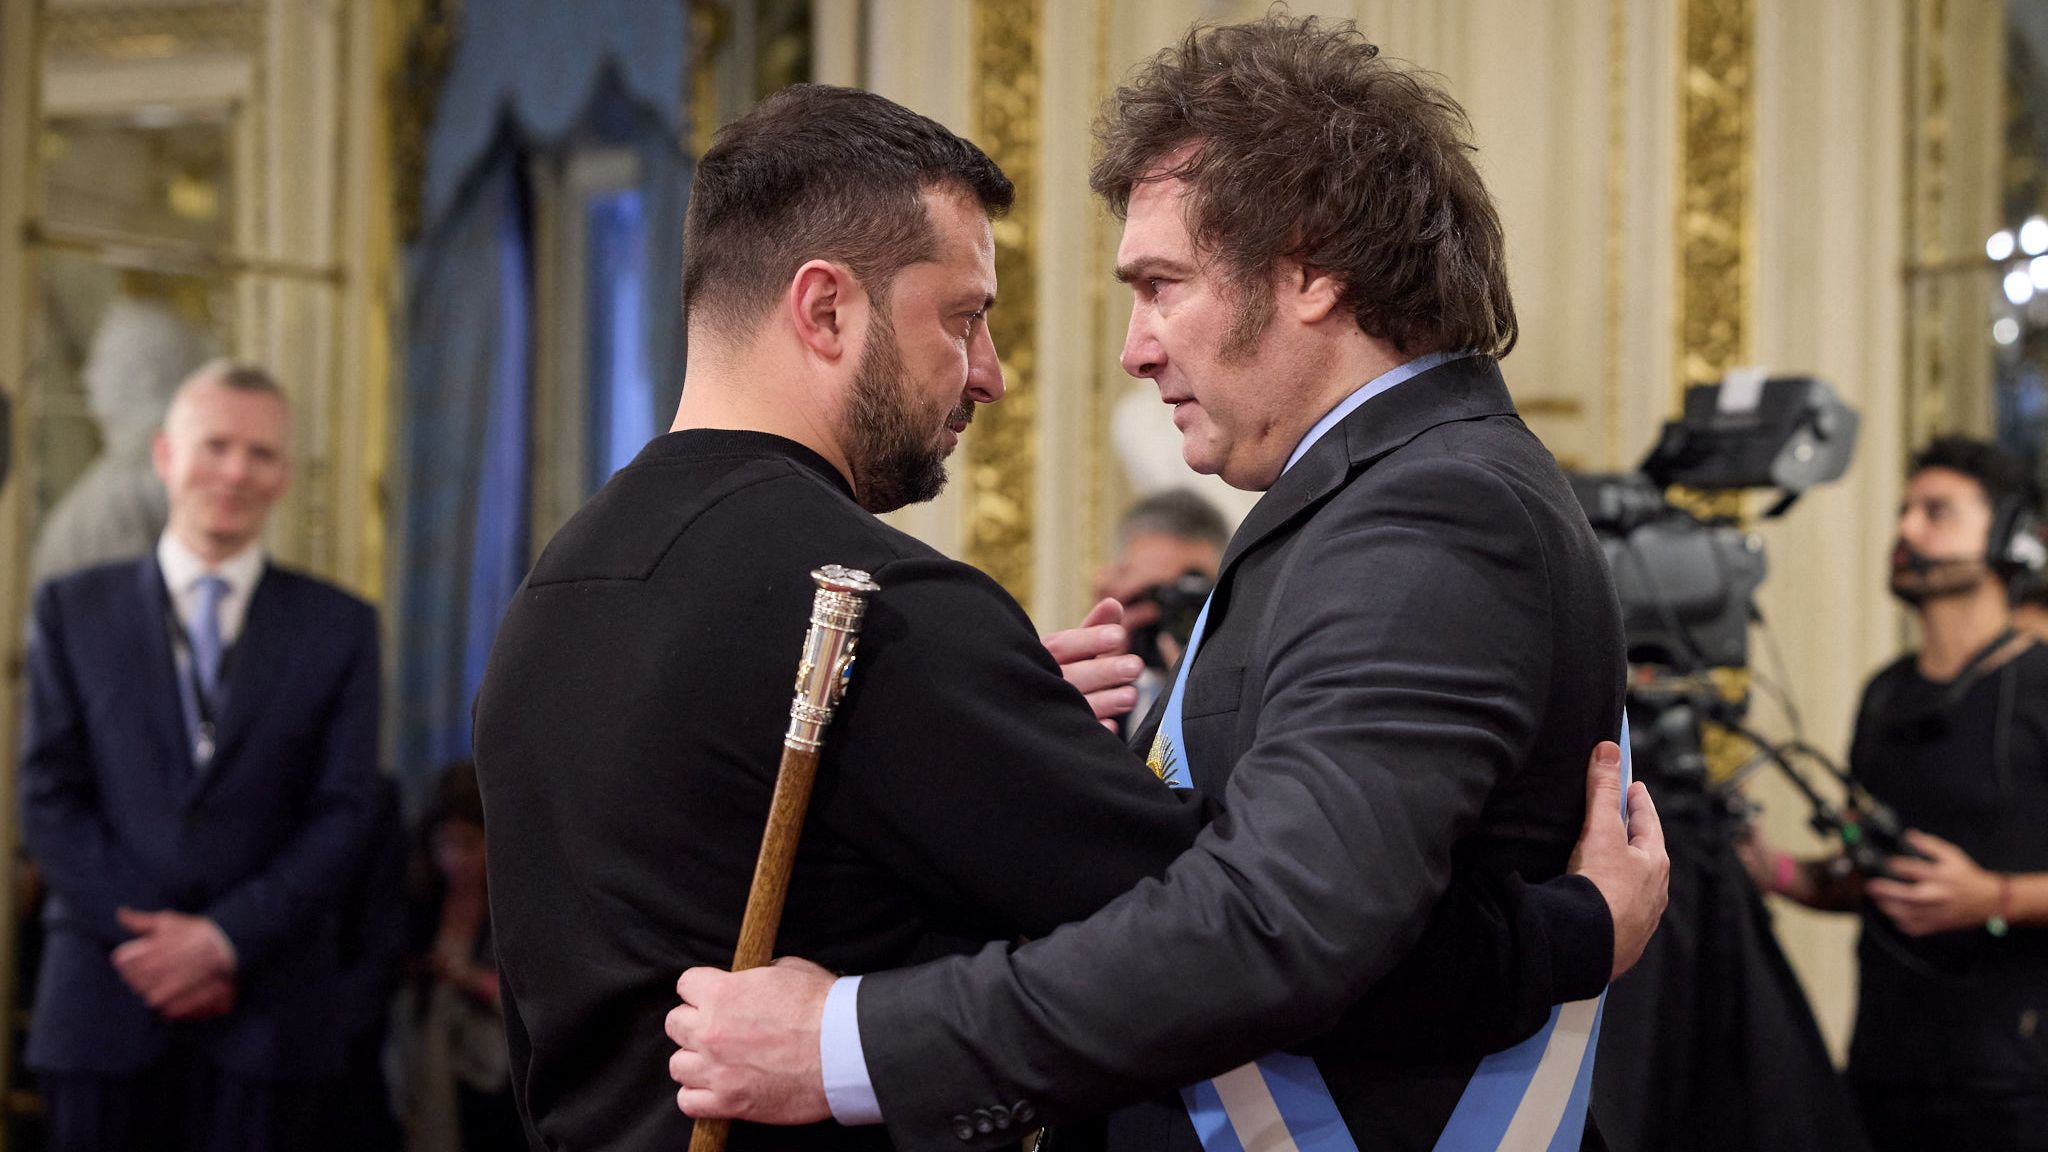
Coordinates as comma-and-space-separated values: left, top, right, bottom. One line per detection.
687, 743, 823, 1152
696, 1106, 737, 1139
690, 1115, 732, 1152
732, 742, 822, 971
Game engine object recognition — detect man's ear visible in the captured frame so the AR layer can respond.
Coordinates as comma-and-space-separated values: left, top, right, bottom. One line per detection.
788, 260, 863, 363
1284, 261, 1343, 325
151, 430, 172, 484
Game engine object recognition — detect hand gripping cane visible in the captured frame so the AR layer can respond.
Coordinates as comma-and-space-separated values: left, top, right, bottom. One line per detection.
688, 565, 880, 1152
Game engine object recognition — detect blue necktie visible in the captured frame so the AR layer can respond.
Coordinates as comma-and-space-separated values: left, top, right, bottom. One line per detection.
191, 574, 229, 706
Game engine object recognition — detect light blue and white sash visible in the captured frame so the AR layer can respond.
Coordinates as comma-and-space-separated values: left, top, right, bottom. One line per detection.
1146, 600, 1625, 1152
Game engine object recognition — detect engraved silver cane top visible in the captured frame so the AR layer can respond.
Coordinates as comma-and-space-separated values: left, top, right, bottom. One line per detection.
786, 565, 881, 751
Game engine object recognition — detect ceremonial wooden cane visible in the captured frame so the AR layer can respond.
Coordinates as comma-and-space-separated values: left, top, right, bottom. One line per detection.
689, 564, 880, 1152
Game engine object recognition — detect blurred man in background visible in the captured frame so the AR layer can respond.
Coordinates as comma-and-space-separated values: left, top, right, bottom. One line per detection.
20, 361, 379, 1152
1091, 488, 1226, 733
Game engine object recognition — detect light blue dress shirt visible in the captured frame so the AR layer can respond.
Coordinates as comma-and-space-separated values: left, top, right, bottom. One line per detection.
819, 350, 1475, 1125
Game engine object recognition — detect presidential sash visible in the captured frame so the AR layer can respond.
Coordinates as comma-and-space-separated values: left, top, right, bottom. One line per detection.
1146, 595, 1623, 1152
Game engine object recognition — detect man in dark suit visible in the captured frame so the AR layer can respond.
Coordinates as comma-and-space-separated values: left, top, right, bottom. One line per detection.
479, 79, 1660, 1152
20, 361, 381, 1152
668, 17, 1659, 1152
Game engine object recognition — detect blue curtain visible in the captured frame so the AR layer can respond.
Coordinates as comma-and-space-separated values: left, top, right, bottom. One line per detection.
393, 151, 526, 783
586, 187, 654, 489
391, 3, 688, 804
461, 173, 534, 738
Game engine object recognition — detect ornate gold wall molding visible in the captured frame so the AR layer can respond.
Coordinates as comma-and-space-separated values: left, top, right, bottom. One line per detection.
44, 1, 257, 61
1904, 0, 1952, 446
1084, 0, 1114, 587
1676, 0, 1755, 777
392, 0, 457, 244
1676, 0, 1754, 400
967, 0, 1040, 603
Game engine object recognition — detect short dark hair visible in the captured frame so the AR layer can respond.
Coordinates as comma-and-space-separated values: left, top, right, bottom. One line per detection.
1119, 488, 1229, 551
682, 84, 1014, 341
1091, 15, 1515, 358
1909, 436, 2038, 518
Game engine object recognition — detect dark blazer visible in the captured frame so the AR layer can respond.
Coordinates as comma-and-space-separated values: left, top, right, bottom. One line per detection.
857, 357, 1627, 1151
475, 427, 1611, 1152
20, 556, 382, 1081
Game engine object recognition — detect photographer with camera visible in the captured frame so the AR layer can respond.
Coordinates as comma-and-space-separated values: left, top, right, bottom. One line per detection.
1739, 436, 2048, 1152
1089, 489, 1225, 736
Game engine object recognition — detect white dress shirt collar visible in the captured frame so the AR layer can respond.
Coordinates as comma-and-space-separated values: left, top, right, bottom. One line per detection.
156, 532, 266, 647
1280, 349, 1480, 475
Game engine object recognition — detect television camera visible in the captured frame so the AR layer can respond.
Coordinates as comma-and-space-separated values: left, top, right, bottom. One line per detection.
1567, 374, 1906, 862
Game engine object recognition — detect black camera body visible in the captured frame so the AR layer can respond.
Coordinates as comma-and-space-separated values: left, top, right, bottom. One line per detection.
1129, 570, 1214, 672
1569, 376, 1858, 676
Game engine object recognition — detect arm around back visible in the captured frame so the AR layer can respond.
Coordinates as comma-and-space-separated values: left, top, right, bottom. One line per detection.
856, 454, 1575, 1150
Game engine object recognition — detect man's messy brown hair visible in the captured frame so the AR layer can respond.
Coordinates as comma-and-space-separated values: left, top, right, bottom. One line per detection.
1091, 14, 1516, 359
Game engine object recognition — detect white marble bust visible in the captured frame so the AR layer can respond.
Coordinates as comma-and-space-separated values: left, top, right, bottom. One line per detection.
29, 297, 209, 587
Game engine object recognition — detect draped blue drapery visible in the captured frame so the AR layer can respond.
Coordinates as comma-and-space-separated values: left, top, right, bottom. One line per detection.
391, 1, 688, 802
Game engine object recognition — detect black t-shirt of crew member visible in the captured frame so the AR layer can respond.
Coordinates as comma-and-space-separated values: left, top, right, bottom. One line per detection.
1846, 642, 2048, 1090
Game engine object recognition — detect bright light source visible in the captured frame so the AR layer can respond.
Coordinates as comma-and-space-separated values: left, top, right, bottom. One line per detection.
1990, 230, 2017, 261
1994, 317, 2022, 346
2033, 256, 2048, 290
2023, 217, 2048, 255
2006, 269, 2036, 305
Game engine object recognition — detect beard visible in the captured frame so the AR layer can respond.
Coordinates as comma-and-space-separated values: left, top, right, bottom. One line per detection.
1888, 542, 1993, 607
844, 315, 972, 515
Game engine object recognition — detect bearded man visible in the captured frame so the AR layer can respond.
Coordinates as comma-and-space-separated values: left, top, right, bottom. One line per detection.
475, 80, 1662, 1152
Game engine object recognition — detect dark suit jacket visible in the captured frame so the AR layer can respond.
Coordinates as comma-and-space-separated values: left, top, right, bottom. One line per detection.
857, 357, 1627, 1151
20, 556, 382, 1081
474, 427, 1611, 1152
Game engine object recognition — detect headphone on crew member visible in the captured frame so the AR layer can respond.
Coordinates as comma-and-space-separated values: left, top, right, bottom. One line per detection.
1987, 491, 2047, 581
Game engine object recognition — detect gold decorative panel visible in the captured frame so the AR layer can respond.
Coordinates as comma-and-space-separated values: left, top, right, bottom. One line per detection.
1085, 0, 1116, 586
1904, 0, 1954, 447
392, 0, 458, 243
45, 1, 258, 61
1676, 0, 1755, 776
1676, 0, 1753, 399
967, 0, 1040, 604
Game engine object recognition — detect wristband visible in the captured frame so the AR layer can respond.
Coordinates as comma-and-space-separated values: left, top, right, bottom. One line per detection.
1773, 852, 1797, 896
1988, 873, 2012, 938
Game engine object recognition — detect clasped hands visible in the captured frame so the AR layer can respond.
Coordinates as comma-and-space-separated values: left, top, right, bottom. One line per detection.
112, 907, 236, 1021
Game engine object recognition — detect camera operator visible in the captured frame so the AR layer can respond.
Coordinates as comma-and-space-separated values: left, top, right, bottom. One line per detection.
1090, 489, 1226, 736
1740, 436, 2048, 1152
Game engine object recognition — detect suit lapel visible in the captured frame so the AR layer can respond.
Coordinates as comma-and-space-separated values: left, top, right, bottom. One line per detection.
1178, 357, 1520, 786
203, 568, 289, 776
1215, 357, 1516, 580
136, 557, 194, 773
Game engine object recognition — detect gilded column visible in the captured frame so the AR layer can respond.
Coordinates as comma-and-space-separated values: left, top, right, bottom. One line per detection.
1676, 0, 1754, 401
1085, 0, 1116, 587
1676, 0, 1755, 772
967, 0, 1039, 604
